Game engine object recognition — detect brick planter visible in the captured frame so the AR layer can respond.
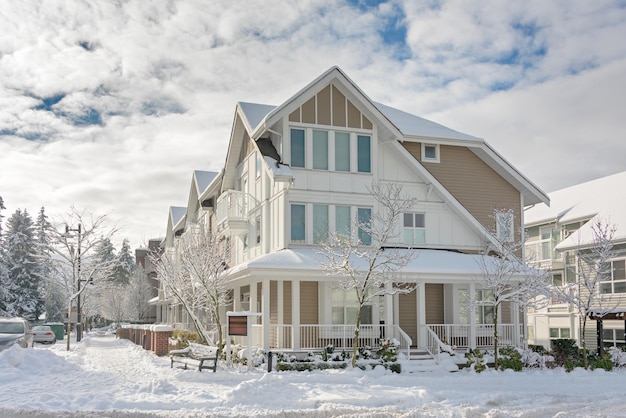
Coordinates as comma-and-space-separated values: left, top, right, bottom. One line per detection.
120, 324, 173, 356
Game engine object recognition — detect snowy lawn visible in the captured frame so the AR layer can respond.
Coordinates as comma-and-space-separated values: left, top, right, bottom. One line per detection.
1, 333, 626, 417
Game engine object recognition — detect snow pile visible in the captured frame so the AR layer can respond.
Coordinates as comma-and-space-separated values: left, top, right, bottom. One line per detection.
2, 333, 626, 417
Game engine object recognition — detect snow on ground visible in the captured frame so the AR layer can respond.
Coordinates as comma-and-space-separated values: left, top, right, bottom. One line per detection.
1, 333, 626, 417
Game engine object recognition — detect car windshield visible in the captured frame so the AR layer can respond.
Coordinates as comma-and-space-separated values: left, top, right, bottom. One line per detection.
0, 322, 25, 334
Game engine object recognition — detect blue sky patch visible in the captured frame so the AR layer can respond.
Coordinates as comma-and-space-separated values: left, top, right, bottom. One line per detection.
35, 94, 65, 112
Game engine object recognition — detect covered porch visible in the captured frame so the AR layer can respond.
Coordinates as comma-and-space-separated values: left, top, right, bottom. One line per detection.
225, 248, 526, 360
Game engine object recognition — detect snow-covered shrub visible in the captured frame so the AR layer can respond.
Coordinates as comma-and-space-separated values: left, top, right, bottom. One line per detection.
375, 338, 398, 363
609, 346, 626, 368
358, 345, 373, 360
498, 347, 523, 371
522, 348, 554, 369
465, 349, 487, 373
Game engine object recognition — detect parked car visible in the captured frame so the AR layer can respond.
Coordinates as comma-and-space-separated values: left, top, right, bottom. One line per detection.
31, 325, 57, 344
0, 318, 34, 351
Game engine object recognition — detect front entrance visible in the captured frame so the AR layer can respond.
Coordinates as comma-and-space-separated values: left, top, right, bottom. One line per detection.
398, 284, 444, 348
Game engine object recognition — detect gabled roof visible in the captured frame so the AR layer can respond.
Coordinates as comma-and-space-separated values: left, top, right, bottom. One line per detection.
526, 171, 626, 250
193, 170, 218, 197
235, 66, 547, 206
169, 206, 186, 231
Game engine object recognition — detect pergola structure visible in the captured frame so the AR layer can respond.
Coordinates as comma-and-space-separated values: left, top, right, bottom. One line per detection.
588, 309, 626, 355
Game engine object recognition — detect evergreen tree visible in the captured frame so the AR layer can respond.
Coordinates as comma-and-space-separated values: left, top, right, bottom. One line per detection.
115, 239, 135, 284
35, 207, 64, 322
0, 196, 8, 314
0, 195, 5, 240
3, 209, 43, 320
94, 237, 117, 281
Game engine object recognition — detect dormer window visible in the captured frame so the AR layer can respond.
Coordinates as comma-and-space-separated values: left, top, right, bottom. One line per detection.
421, 143, 440, 163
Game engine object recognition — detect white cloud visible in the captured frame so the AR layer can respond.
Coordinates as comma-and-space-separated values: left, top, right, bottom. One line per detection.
1, 0, 625, 249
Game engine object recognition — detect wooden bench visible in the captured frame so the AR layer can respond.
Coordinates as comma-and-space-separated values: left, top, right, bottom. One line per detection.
169, 343, 220, 372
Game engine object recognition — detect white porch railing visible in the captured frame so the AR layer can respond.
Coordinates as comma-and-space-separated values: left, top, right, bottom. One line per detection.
427, 324, 522, 349
216, 190, 260, 229
250, 324, 412, 359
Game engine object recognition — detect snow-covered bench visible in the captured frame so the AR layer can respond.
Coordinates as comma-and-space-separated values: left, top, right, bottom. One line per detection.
169, 343, 220, 372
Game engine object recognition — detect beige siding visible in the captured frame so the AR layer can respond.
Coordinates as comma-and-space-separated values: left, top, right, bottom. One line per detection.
302, 96, 316, 124
317, 85, 331, 126
501, 301, 511, 323
399, 290, 417, 346
332, 86, 346, 127
425, 284, 444, 324
270, 281, 278, 324
347, 100, 360, 128
403, 143, 522, 240
300, 281, 318, 324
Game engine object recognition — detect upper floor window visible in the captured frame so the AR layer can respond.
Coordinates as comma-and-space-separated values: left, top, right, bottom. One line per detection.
256, 153, 262, 178
403, 213, 425, 245
335, 205, 351, 238
539, 226, 560, 260
255, 215, 261, 245
335, 132, 350, 172
600, 259, 626, 294
313, 204, 329, 244
312, 130, 329, 170
291, 204, 306, 243
357, 207, 372, 245
290, 128, 305, 168
495, 211, 514, 242
357, 135, 371, 173
421, 143, 440, 163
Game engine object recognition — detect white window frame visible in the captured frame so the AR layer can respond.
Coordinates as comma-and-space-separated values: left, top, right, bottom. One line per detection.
600, 258, 626, 295
331, 288, 373, 325
495, 211, 515, 243
421, 143, 440, 163
549, 327, 571, 339
403, 212, 426, 245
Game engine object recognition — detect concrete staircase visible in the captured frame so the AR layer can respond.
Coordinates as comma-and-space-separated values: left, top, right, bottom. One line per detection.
402, 348, 461, 373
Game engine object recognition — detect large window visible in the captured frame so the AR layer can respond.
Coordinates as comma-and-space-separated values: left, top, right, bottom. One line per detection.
603, 328, 626, 348
291, 204, 306, 243
357, 135, 371, 173
539, 226, 560, 260
549, 328, 571, 339
357, 208, 372, 245
313, 204, 329, 244
403, 213, 425, 245
600, 259, 626, 294
331, 288, 372, 325
312, 130, 328, 170
335, 205, 351, 238
475, 290, 495, 324
335, 132, 351, 172
290, 128, 305, 168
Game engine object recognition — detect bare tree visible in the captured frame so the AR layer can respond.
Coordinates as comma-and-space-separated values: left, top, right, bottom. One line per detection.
178, 227, 231, 349
47, 208, 119, 350
317, 182, 417, 367
553, 218, 618, 369
125, 266, 154, 322
98, 282, 128, 325
475, 208, 549, 369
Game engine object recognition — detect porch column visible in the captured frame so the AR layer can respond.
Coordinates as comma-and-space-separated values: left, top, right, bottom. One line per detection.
417, 282, 426, 348
469, 282, 476, 349
250, 282, 258, 313
513, 301, 521, 348
292, 280, 301, 350
262, 279, 270, 351
277, 280, 284, 347
233, 286, 241, 312
384, 282, 393, 328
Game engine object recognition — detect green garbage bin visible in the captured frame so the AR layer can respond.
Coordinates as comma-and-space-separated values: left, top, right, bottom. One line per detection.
45, 323, 65, 341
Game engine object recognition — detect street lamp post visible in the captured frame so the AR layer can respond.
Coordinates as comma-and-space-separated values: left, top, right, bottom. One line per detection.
66, 224, 83, 342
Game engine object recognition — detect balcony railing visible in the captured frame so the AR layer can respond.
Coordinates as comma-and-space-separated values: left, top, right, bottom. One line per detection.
215, 191, 256, 231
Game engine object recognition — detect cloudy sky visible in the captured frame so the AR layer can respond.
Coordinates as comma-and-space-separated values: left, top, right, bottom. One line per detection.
1, 0, 625, 249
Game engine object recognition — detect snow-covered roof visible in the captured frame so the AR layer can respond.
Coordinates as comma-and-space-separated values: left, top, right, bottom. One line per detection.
238, 102, 276, 133
169, 206, 186, 229
193, 170, 218, 196
525, 171, 626, 250
236, 100, 479, 143
225, 248, 528, 281
263, 156, 293, 181
372, 102, 480, 141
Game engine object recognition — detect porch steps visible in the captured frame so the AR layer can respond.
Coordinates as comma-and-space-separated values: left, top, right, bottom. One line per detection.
403, 349, 460, 373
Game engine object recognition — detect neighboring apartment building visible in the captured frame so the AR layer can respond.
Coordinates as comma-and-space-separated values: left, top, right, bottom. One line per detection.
134, 238, 162, 324
525, 171, 626, 351
153, 67, 548, 358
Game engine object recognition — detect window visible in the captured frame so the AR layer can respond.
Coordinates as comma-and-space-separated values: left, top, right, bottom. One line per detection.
475, 290, 495, 324
357, 208, 372, 245
603, 328, 625, 348
313, 204, 329, 244
600, 259, 626, 294
243, 234, 249, 251
291, 204, 305, 243
403, 213, 425, 245
255, 215, 261, 245
549, 328, 570, 339
495, 211, 514, 242
335, 132, 350, 172
331, 288, 372, 325
335, 205, 351, 238
290, 128, 305, 168
312, 130, 328, 170
552, 272, 563, 287
256, 153, 262, 178
539, 226, 560, 260
421, 143, 439, 163
357, 135, 371, 173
